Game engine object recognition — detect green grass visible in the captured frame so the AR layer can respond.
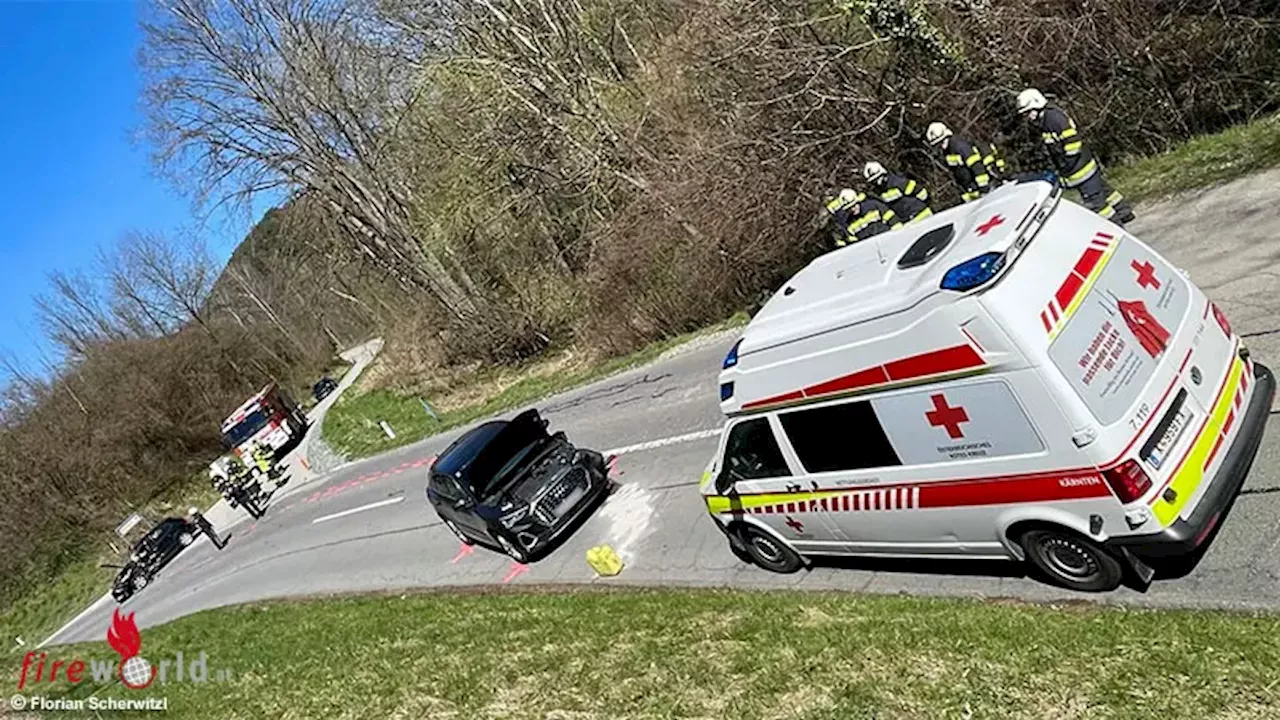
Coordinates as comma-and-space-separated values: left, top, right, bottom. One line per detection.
1111, 113, 1280, 203
28, 588, 1280, 719
0, 556, 114, 661
323, 312, 749, 459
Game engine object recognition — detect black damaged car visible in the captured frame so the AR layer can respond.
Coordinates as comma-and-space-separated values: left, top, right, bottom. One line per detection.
427, 409, 609, 562
110, 517, 198, 602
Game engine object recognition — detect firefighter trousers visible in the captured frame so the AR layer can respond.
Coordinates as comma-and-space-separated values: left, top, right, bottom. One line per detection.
1075, 172, 1134, 224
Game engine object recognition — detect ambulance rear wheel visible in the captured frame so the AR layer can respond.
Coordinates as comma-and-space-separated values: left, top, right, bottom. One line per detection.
739, 526, 804, 574
1020, 528, 1123, 592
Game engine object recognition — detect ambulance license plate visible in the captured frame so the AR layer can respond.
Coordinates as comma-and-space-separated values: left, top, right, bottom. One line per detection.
1147, 405, 1193, 470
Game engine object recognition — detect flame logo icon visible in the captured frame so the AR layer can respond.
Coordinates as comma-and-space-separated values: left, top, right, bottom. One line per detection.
107, 609, 155, 689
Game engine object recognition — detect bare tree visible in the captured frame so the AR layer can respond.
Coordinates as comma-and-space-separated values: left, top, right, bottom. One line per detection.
140, 0, 478, 319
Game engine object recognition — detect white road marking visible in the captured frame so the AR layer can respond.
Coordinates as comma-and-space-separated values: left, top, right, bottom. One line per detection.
602, 427, 721, 457
312, 495, 405, 524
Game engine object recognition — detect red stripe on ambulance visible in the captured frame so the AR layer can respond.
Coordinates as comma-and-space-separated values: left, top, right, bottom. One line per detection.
742, 343, 984, 410
1041, 233, 1113, 335
917, 471, 1109, 508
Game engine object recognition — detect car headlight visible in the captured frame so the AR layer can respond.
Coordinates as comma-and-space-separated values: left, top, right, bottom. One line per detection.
499, 506, 529, 528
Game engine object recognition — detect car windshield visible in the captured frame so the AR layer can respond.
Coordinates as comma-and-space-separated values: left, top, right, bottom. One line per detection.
434, 413, 549, 498
222, 407, 272, 447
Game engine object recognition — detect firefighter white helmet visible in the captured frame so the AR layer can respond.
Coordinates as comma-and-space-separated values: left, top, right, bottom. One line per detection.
824, 188, 860, 215
188, 507, 199, 516
925, 122, 952, 146
863, 161, 887, 183
1017, 88, 1048, 115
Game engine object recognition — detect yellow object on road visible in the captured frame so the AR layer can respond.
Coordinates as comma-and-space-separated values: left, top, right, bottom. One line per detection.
586, 545, 624, 577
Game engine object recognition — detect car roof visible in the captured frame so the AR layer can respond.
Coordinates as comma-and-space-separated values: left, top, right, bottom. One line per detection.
741, 181, 1055, 356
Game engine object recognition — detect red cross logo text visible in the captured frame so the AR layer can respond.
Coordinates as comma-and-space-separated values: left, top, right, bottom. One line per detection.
976, 215, 1004, 236
926, 394, 970, 439
784, 516, 804, 534
1131, 260, 1161, 290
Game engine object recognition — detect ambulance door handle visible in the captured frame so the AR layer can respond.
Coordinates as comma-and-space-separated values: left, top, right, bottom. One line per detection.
1071, 427, 1097, 448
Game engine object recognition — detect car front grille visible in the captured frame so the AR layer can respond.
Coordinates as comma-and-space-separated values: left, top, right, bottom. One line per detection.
534, 467, 589, 525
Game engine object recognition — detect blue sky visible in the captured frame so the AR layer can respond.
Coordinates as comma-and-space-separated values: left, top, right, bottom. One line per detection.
0, 2, 262, 373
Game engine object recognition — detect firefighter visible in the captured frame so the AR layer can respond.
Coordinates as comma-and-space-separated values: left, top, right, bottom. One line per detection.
251, 442, 274, 476
226, 454, 266, 519
925, 122, 1004, 202
187, 507, 226, 550
1016, 88, 1134, 224
863, 162, 933, 223
823, 189, 901, 247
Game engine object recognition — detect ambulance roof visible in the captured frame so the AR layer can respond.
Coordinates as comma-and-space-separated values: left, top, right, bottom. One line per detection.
220, 383, 276, 432
742, 181, 1057, 356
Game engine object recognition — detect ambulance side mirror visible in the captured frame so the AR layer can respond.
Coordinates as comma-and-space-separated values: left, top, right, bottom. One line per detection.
714, 470, 737, 496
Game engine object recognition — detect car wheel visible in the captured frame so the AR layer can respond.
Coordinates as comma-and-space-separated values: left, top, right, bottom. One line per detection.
444, 518, 473, 545
738, 525, 804, 574
1020, 528, 1123, 592
496, 532, 530, 564
132, 575, 149, 591
179, 533, 194, 546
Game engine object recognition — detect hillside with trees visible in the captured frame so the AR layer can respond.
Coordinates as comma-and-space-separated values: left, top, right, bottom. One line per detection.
3, 0, 1278, 606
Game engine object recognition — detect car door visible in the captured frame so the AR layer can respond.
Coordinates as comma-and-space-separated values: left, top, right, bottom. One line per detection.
430, 473, 493, 543
721, 415, 842, 553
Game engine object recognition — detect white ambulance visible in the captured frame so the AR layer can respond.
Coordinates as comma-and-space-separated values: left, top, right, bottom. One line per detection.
702, 178, 1274, 591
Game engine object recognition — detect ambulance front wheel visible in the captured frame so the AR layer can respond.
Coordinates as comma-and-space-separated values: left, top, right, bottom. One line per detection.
1020, 528, 1123, 592
738, 525, 804, 574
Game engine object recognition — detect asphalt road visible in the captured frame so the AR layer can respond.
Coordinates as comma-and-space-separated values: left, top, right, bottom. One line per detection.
47, 172, 1280, 646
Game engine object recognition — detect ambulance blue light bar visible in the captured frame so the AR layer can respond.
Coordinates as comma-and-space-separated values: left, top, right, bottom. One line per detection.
940, 252, 1006, 292
723, 339, 743, 369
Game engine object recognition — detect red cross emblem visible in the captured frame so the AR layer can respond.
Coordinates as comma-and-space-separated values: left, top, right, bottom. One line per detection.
976, 215, 1005, 236
1131, 259, 1161, 290
784, 516, 804, 534
925, 394, 969, 439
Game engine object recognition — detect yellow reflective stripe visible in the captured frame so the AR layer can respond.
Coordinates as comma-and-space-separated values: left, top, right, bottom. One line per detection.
965, 152, 982, 167
1060, 126, 1078, 138
1151, 357, 1245, 526
700, 470, 713, 491
909, 207, 934, 223
848, 211, 879, 231
974, 173, 991, 187
916, 188, 929, 201
825, 197, 843, 213
883, 209, 898, 225
904, 180, 917, 195
961, 191, 980, 201
1064, 159, 1098, 185
1064, 141, 1083, 154
1041, 132, 1057, 143
890, 222, 903, 230
1107, 191, 1124, 204
881, 188, 903, 202
945, 154, 963, 166
1098, 204, 1117, 218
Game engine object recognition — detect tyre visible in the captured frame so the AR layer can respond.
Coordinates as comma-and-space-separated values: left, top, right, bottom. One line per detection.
444, 518, 473, 545
738, 525, 804, 574
133, 575, 149, 591
496, 532, 530, 563
179, 533, 194, 546
1020, 528, 1123, 592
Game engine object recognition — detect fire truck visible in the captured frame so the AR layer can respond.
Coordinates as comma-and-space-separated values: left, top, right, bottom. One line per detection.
220, 382, 308, 461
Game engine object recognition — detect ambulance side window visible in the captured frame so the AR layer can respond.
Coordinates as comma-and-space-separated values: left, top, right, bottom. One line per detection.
779, 401, 902, 472
722, 418, 791, 481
